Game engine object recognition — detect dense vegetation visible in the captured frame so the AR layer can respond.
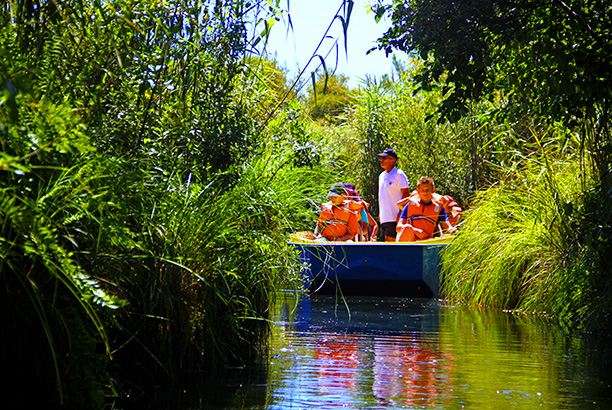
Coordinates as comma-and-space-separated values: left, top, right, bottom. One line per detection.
0, 0, 329, 407
377, 0, 612, 331
3, 0, 611, 407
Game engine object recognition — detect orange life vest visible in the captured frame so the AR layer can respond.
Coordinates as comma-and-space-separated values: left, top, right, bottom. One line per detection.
347, 200, 364, 219
399, 192, 461, 226
318, 201, 360, 240
348, 199, 374, 224
439, 195, 462, 226
400, 197, 443, 239
397, 191, 421, 211
447, 207, 462, 226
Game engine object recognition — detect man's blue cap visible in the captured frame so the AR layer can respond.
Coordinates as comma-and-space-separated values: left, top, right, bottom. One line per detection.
376, 148, 398, 159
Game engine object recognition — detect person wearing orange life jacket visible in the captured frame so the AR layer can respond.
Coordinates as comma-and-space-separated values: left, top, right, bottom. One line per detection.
396, 177, 456, 242
438, 194, 463, 227
397, 191, 463, 229
343, 182, 378, 241
314, 184, 361, 242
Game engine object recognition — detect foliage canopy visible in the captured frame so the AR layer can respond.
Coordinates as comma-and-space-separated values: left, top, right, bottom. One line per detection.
377, 0, 612, 128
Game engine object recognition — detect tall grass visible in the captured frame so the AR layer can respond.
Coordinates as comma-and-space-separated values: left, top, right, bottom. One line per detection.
0, 95, 325, 405
129, 147, 327, 365
440, 163, 571, 307
0, 152, 127, 406
0, 78, 330, 402
1, 0, 329, 406
440, 128, 612, 330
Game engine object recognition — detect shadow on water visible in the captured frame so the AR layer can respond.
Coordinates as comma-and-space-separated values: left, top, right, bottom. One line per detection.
131, 291, 612, 409
112, 360, 270, 409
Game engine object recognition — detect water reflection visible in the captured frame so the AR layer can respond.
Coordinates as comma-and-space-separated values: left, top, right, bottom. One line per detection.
268, 294, 445, 409
372, 335, 443, 408
262, 292, 612, 410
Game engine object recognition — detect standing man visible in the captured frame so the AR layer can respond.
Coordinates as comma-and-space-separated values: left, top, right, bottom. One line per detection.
373, 148, 411, 242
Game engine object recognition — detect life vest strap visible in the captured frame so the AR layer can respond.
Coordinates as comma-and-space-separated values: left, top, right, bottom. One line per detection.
321, 218, 349, 228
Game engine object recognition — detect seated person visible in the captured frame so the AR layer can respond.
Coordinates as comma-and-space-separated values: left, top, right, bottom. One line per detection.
343, 182, 378, 241
398, 191, 463, 229
438, 194, 463, 227
314, 183, 361, 241
396, 177, 456, 242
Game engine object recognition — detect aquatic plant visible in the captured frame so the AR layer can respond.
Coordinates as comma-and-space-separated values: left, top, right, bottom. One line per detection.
112, 150, 324, 373
1, 0, 321, 406
440, 127, 612, 330
0, 98, 127, 406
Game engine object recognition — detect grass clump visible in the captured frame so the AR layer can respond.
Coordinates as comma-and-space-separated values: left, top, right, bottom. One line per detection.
441, 146, 612, 331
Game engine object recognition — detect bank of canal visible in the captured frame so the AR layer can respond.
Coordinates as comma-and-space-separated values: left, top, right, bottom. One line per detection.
139, 292, 612, 409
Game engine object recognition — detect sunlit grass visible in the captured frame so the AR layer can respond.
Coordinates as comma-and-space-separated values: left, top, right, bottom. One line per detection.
440, 150, 607, 328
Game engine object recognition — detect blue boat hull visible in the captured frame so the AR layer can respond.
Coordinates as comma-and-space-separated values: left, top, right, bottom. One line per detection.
289, 241, 448, 297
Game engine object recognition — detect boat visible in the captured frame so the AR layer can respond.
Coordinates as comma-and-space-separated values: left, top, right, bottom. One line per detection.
289, 233, 452, 297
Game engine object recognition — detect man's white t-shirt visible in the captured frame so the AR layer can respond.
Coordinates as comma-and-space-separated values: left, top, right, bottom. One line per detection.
378, 167, 410, 224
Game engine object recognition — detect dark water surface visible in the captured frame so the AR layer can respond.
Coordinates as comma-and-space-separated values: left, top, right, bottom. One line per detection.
165, 292, 612, 409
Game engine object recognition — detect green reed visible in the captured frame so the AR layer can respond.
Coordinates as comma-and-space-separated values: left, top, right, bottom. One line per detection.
1, 0, 324, 406
0, 97, 325, 405
121, 148, 327, 370
0, 84, 135, 403
440, 132, 611, 330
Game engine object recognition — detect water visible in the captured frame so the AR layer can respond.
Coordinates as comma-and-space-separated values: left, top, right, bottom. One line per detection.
169, 292, 612, 409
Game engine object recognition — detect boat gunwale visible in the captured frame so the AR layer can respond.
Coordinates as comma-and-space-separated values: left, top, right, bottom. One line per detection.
288, 239, 452, 248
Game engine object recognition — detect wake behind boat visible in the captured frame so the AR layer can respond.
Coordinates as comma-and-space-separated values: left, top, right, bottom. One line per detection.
289, 233, 452, 297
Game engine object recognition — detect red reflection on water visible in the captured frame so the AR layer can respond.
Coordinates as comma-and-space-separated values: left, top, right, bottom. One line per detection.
314, 335, 360, 395
372, 336, 443, 407
308, 332, 453, 407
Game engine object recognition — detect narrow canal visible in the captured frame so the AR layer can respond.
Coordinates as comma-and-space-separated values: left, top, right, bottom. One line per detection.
158, 291, 612, 409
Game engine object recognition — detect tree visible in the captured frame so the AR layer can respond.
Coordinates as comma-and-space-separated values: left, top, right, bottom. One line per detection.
306, 71, 354, 123
376, 0, 612, 131
377, 0, 612, 237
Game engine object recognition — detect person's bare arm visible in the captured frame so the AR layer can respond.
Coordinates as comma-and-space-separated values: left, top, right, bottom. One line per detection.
337, 232, 355, 241
396, 217, 409, 232
413, 227, 428, 239
396, 188, 411, 219
440, 220, 457, 234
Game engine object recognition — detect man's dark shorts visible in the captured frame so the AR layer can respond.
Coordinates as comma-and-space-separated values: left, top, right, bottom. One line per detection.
379, 222, 397, 239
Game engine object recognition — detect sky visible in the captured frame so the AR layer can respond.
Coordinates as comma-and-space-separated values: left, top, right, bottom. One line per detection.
263, 0, 401, 89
